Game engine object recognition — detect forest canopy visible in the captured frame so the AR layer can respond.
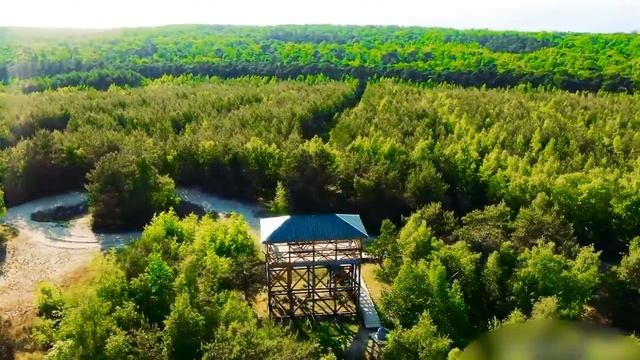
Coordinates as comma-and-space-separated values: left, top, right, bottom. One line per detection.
1, 76, 638, 247
0, 25, 638, 92
0, 23, 639, 358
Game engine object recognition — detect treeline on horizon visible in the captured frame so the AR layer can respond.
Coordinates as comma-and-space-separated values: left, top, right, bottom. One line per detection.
0, 25, 639, 93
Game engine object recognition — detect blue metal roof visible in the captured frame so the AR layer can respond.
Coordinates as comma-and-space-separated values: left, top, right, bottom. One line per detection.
260, 214, 369, 244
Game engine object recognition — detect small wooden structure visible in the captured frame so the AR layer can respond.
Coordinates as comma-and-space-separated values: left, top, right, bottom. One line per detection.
261, 214, 368, 320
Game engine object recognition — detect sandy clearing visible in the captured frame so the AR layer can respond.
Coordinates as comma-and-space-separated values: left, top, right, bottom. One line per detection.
0, 230, 97, 323
0, 188, 263, 321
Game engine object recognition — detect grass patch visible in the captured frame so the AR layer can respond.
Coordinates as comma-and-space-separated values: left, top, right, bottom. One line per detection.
0, 224, 18, 245
16, 352, 44, 360
361, 263, 389, 305
253, 290, 269, 319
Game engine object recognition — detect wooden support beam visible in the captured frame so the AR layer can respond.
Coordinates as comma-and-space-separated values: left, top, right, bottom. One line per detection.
265, 238, 362, 320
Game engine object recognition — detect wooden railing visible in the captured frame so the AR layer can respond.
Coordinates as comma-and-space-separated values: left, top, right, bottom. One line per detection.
266, 239, 362, 265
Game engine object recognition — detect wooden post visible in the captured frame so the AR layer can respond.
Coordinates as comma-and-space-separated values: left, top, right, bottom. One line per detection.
311, 264, 315, 316
266, 253, 272, 320
287, 264, 293, 317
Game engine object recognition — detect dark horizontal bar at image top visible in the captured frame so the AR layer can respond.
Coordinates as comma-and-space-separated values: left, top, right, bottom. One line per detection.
260, 214, 369, 244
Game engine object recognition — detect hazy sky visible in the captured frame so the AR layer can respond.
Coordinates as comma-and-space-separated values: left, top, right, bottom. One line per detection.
1, 0, 638, 33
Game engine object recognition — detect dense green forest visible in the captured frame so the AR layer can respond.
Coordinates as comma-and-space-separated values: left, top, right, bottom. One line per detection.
330, 80, 640, 257
1, 25, 639, 92
0, 75, 638, 358
3, 77, 638, 252
0, 76, 359, 215
0, 24, 639, 359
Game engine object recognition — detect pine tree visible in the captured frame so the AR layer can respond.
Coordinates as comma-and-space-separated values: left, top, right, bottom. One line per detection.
268, 181, 290, 215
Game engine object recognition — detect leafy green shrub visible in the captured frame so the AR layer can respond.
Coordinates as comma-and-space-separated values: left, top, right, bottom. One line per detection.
86, 153, 179, 231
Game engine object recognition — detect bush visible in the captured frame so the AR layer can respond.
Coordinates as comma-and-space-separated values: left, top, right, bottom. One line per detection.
382, 312, 452, 360
36, 284, 65, 321
86, 153, 179, 231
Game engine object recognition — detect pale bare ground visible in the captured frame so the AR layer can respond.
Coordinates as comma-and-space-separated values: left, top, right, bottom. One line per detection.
0, 228, 98, 324
1, 202, 105, 323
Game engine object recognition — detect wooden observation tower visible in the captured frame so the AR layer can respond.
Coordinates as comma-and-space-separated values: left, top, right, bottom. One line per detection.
261, 214, 368, 320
